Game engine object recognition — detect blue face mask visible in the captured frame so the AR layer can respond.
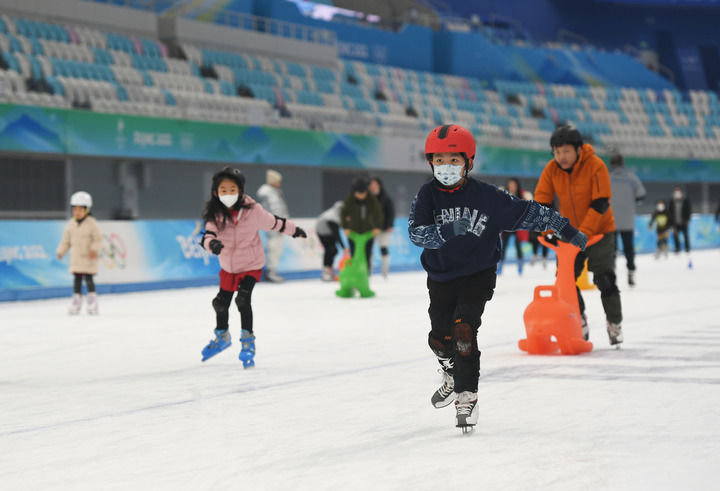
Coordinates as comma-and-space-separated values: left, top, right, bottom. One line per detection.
433, 165, 465, 186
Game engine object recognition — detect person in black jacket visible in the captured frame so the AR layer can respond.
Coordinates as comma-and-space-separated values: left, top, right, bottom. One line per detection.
369, 176, 395, 277
340, 176, 383, 272
668, 186, 692, 253
408, 124, 586, 431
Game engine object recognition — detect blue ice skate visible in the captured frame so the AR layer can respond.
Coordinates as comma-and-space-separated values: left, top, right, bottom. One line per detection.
238, 329, 256, 368
201, 329, 232, 362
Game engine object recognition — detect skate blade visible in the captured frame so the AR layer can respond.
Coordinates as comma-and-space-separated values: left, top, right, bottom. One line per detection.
457, 425, 475, 434
201, 343, 232, 362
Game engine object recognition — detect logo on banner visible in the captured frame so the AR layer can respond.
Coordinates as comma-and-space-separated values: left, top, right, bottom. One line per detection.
176, 226, 212, 266
101, 233, 127, 270
0, 245, 49, 264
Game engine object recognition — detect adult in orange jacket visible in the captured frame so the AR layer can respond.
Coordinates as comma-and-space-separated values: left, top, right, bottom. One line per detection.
534, 125, 623, 347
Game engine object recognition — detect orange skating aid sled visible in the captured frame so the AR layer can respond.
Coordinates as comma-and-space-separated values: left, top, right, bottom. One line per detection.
518, 235, 601, 355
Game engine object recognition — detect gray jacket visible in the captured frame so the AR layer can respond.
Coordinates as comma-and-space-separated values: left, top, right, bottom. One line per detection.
610, 166, 646, 230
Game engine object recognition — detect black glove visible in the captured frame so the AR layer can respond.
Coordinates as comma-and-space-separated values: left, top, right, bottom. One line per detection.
293, 226, 307, 238
452, 217, 472, 236
209, 239, 224, 255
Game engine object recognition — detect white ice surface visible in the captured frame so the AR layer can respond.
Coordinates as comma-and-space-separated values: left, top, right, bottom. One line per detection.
1, 250, 719, 490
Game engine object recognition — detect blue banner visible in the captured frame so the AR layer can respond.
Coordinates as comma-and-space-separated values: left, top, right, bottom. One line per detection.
1, 215, 717, 300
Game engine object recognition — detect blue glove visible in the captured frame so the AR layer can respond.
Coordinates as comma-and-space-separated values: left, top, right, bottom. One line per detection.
453, 217, 472, 236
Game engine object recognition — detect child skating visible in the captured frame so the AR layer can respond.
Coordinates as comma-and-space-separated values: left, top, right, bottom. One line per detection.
408, 125, 587, 431
200, 167, 307, 366
56, 191, 103, 315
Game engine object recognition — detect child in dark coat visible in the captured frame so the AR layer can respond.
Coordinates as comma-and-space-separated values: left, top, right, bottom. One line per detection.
408, 124, 587, 431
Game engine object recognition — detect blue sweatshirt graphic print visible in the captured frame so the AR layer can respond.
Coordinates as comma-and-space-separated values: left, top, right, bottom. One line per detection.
408, 178, 570, 281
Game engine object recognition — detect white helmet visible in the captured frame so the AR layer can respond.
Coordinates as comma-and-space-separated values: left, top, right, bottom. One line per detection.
70, 191, 92, 208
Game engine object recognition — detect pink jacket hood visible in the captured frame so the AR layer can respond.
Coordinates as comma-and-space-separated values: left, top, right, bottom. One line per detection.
202, 195, 298, 274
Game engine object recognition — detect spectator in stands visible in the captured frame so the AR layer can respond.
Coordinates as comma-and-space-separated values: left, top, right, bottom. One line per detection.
316, 201, 348, 281
256, 169, 289, 282
340, 176, 383, 273
534, 125, 623, 346
368, 176, 395, 277
498, 177, 531, 275
669, 186, 692, 253
609, 152, 646, 286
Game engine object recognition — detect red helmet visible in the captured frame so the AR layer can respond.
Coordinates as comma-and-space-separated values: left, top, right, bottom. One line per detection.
425, 124, 476, 171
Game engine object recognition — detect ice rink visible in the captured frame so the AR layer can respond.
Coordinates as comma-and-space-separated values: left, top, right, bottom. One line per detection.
2, 249, 719, 490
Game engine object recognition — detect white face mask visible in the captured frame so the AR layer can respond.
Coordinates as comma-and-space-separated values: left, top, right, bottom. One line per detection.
219, 194, 239, 208
433, 165, 465, 186
657, 204, 665, 212
673, 191, 682, 200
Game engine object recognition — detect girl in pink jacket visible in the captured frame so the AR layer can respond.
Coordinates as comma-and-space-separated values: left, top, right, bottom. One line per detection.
200, 167, 306, 366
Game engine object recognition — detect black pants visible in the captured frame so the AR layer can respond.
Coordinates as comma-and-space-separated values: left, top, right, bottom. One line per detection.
530, 232, 549, 258
501, 231, 523, 261
574, 233, 622, 324
73, 273, 95, 294
673, 224, 690, 252
319, 234, 338, 268
349, 237, 374, 271
616, 230, 636, 271
213, 276, 256, 332
427, 268, 496, 393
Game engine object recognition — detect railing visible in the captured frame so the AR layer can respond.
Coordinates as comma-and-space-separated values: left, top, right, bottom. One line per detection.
206, 9, 337, 46
624, 44, 676, 84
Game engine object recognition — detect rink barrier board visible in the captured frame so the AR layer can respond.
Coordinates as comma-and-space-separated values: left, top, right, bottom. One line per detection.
1, 216, 717, 302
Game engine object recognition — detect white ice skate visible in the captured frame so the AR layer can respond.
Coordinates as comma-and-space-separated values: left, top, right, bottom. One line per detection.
607, 321, 623, 348
381, 256, 390, 278
321, 267, 334, 282
431, 370, 455, 408
86, 292, 98, 315
68, 294, 82, 315
455, 391, 478, 433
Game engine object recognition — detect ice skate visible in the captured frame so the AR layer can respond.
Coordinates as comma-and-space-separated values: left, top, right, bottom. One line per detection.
455, 391, 478, 432
431, 369, 455, 408
238, 329, 256, 368
381, 256, 390, 278
530, 254, 537, 266
607, 321, 623, 348
265, 270, 285, 283
628, 271, 635, 287
86, 292, 99, 315
321, 267, 334, 282
68, 294, 82, 315
517, 259, 524, 275
581, 312, 589, 341
201, 329, 232, 361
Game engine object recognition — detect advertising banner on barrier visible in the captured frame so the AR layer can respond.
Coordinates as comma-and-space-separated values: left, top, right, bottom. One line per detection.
1, 216, 717, 300
3, 103, 720, 181
0, 218, 423, 300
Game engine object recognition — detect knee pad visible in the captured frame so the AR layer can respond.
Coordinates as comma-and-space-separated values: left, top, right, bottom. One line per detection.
212, 291, 232, 313
235, 290, 250, 311
594, 271, 619, 297
453, 300, 488, 331
428, 332, 452, 358
380, 246, 389, 256
235, 277, 255, 311
452, 322, 475, 357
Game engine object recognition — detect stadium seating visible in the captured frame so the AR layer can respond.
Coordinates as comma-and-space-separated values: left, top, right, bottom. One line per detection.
1, 10, 719, 159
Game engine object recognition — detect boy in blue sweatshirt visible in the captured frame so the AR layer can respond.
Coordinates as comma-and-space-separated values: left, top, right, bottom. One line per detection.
408, 124, 587, 430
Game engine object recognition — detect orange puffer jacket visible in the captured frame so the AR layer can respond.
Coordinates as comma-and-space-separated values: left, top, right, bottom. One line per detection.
534, 143, 616, 236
